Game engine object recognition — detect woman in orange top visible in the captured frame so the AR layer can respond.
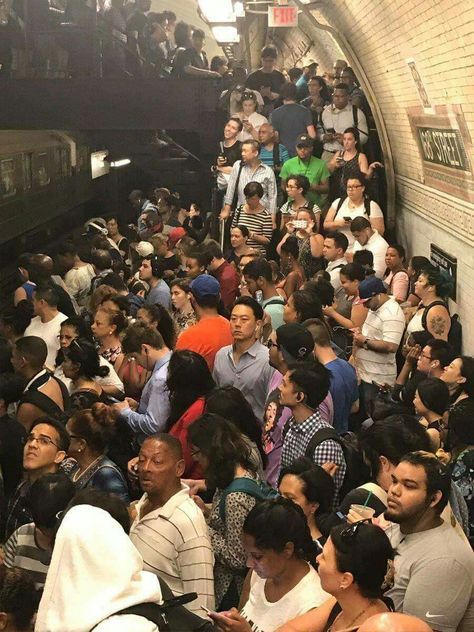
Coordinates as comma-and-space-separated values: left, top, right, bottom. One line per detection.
166, 350, 215, 478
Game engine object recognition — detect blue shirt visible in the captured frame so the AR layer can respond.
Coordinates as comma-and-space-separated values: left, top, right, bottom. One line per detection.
259, 143, 290, 169
119, 351, 172, 443
145, 279, 172, 310
326, 358, 359, 432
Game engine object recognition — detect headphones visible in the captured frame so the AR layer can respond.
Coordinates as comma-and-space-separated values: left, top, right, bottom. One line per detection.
84, 218, 109, 236
150, 254, 164, 278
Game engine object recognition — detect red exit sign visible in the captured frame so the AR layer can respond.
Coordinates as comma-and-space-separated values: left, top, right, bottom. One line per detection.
268, 6, 298, 27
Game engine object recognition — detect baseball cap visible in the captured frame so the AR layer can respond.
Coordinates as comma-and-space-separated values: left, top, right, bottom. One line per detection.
168, 227, 186, 248
358, 276, 387, 300
296, 134, 314, 148
189, 274, 220, 299
276, 323, 314, 362
134, 241, 154, 258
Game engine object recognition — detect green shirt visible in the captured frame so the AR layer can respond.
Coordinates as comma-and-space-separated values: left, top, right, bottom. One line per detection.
280, 156, 330, 208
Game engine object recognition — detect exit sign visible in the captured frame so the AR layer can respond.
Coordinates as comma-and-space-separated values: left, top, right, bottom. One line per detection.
268, 6, 298, 27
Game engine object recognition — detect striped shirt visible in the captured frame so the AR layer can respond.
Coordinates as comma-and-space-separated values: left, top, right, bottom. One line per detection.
355, 297, 405, 385
224, 160, 277, 215
129, 483, 215, 613
231, 206, 273, 253
4, 523, 51, 588
281, 411, 346, 508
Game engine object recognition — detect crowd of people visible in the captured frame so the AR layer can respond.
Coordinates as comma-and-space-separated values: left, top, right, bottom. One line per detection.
0, 29, 472, 632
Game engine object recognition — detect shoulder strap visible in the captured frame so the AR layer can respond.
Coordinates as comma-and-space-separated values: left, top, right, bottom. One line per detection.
352, 104, 359, 128
421, 300, 449, 330
273, 142, 281, 169
335, 196, 347, 215
264, 297, 286, 307
113, 603, 168, 629
219, 477, 265, 521
305, 427, 343, 460
21, 390, 64, 417
231, 161, 245, 211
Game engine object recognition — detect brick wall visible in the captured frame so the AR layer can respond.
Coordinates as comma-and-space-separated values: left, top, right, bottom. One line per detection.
279, 1, 474, 351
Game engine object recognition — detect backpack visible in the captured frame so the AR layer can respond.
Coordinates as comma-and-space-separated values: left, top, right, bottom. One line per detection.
304, 428, 370, 499
92, 577, 214, 631
218, 477, 278, 522
421, 300, 462, 356
20, 375, 71, 425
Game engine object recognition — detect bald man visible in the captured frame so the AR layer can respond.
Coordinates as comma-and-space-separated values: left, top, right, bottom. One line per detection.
359, 613, 433, 632
258, 123, 290, 173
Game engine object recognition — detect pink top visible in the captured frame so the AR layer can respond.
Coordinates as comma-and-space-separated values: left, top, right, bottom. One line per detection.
385, 270, 409, 302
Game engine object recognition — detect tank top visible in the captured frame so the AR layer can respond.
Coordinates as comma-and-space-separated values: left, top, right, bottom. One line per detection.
333, 151, 361, 198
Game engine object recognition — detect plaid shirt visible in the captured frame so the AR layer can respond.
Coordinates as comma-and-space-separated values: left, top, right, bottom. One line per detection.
281, 411, 346, 508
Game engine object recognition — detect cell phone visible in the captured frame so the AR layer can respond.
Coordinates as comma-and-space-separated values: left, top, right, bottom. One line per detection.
343, 216, 352, 222
293, 219, 308, 229
336, 511, 348, 522
107, 396, 122, 404
201, 606, 214, 616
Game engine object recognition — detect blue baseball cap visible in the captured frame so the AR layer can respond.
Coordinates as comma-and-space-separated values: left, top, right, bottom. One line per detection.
189, 274, 220, 298
358, 276, 387, 300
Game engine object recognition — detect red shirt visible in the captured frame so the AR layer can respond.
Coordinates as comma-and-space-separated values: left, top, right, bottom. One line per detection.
212, 261, 240, 311
169, 397, 206, 478
176, 315, 233, 370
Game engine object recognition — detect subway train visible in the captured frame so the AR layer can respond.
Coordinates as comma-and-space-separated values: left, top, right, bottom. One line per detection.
0, 131, 94, 298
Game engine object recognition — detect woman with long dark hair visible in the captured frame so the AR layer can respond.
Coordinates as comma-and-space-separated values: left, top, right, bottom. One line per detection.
166, 350, 215, 478
187, 414, 264, 610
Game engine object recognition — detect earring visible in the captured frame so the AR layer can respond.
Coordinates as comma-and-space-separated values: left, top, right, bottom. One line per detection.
77, 449, 82, 453
109, 331, 113, 335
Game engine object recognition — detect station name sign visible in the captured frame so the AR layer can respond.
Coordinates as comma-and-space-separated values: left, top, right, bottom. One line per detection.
407, 105, 474, 203
417, 127, 469, 172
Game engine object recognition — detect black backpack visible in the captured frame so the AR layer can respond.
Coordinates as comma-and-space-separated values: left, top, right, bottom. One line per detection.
20, 375, 71, 425
421, 300, 462, 356
92, 577, 215, 631
335, 194, 372, 218
305, 428, 370, 498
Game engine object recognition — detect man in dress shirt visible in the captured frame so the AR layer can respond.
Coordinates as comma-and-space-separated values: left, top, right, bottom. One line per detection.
114, 322, 171, 444
321, 84, 368, 162
221, 139, 277, 219
213, 296, 275, 420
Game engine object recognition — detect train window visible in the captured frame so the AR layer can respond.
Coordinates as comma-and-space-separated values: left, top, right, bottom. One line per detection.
33, 152, 51, 187
0, 159, 17, 198
23, 153, 33, 190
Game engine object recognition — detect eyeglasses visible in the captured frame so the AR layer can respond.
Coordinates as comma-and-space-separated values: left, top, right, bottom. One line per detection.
286, 184, 299, 189
420, 353, 432, 361
26, 433, 60, 449
340, 518, 371, 540
347, 185, 363, 190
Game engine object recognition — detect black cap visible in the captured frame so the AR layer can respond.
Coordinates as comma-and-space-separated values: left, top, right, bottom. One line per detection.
276, 324, 314, 362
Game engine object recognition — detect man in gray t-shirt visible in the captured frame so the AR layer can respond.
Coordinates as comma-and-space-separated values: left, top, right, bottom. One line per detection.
384, 453, 474, 632
270, 83, 315, 157
139, 255, 171, 310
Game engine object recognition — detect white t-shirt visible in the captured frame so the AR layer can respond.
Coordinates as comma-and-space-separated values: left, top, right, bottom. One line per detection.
238, 112, 268, 142
240, 565, 328, 632
332, 197, 384, 249
24, 312, 68, 370
355, 297, 405, 385
55, 356, 124, 394
352, 230, 389, 278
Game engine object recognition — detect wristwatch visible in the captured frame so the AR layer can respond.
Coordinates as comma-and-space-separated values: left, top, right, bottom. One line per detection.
363, 338, 371, 350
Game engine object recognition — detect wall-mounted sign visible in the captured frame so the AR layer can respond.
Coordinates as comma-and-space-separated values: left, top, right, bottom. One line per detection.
430, 244, 457, 302
406, 58, 433, 112
407, 104, 474, 203
268, 6, 298, 28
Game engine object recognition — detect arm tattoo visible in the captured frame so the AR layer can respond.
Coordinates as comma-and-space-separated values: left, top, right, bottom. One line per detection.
430, 315, 447, 336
